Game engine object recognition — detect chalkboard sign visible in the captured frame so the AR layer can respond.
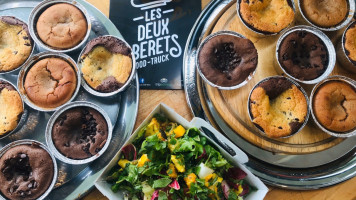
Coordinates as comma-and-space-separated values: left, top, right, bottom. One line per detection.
109, 0, 201, 89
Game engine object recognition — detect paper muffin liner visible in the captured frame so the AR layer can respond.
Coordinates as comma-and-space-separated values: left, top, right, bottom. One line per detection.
17, 52, 81, 112
0, 139, 58, 200
0, 78, 28, 140
28, 0, 91, 53
298, 0, 355, 31
276, 25, 336, 84
196, 30, 258, 90
45, 101, 113, 165
310, 75, 356, 138
0, 16, 35, 74
77, 35, 136, 97
337, 21, 356, 73
247, 75, 310, 139
236, 0, 296, 37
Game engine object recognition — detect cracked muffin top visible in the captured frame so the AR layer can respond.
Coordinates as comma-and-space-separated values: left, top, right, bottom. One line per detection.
52, 107, 108, 160
24, 57, 77, 109
313, 81, 356, 133
0, 16, 32, 72
0, 144, 54, 200
344, 22, 356, 64
0, 81, 23, 136
80, 36, 132, 93
301, 0, 348, 28
249, 77, 308, 138
36, 3, 87, 50
239, 0, 295, 33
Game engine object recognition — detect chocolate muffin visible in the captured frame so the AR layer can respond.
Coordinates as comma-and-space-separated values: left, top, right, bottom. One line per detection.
24, 57, 77, 109
301, 0, 348, 28
80, 36, 133, 93
278, 30, 328, 81
52, 107, 108, 160
0, 144, 54, 200
36, 3, 87, 49
0, 16, 32, 72
198, 33, 258, 87
0, 81, 23, 136
249, 77, 308, 138
344, 22, 356, 64
239, 0, 295, 33
313, 81, 356, 132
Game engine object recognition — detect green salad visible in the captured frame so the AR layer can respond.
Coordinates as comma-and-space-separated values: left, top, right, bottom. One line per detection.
106, 114, 254, 200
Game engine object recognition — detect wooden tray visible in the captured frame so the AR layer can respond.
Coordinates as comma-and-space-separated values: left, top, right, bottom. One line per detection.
200, 0, 355, 155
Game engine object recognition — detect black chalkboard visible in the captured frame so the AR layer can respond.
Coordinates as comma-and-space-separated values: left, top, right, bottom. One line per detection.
109, 0, 201, 89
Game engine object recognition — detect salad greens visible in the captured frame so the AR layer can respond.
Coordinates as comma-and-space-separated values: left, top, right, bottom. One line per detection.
106, 114, 254, 199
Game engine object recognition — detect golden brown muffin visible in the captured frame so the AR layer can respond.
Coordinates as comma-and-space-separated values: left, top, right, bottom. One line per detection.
24, 58, 77, 109
250, 77, 308, 138
301, 0, 348, 28
0, 81, 23, 136
81, 36, 132, 93
0, 16, 32, 72
239, 0, 295, 33
345, 22, 356, 63
36, 3, 87, 49
313, 81, 356, 132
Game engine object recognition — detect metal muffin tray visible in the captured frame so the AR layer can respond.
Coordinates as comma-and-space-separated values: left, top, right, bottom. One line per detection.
0, 0, 139, 199
184, 0, 356, 189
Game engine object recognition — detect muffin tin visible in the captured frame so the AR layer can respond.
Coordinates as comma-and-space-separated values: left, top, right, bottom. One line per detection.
184, 0, 356, 189
0, 0, 139, 199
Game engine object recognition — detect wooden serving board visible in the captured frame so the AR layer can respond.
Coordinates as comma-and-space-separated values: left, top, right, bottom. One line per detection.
199, 0, 356, 154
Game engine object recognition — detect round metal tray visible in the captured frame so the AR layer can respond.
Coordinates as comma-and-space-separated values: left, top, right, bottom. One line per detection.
184, 0, 356, 189
0, 0, 139, 199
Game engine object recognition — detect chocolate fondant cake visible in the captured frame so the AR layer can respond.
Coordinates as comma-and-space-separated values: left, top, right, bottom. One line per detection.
52, 107, 108, 159
0, 144, 54, 200
198, 34, 258, 87
278, 30, 328, 81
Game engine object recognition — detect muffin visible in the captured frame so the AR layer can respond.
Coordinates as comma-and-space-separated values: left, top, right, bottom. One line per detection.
313, 81, 356, 133
0, 16, 32, 72
0, 81, 24, 136
80, 36, 133, 93
300, 0, 348, 28
24, 57, 77, 109
239, 0, 295, 33
0, 144, 54, 200
198, 32, 258, 88
36, 3, 87, 49
52, 107, 108, 160
344, 22, 356, 64
249, 77, 308, 138
278, 30, 328, 81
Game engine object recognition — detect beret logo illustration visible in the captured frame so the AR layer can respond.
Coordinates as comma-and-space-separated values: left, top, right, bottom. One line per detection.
131, 0, 172, 10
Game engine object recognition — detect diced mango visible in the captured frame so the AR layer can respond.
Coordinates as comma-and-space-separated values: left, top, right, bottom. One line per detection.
171, 155, 185, 173
167, 163, 177, 178
145, 118, 160, 137
184, 173, 197, 188
118, 159, 130, 168
173, 125, 186, 138
205, 173, 223, 199
234, 184, 243, 196
137, 154, 151, 167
